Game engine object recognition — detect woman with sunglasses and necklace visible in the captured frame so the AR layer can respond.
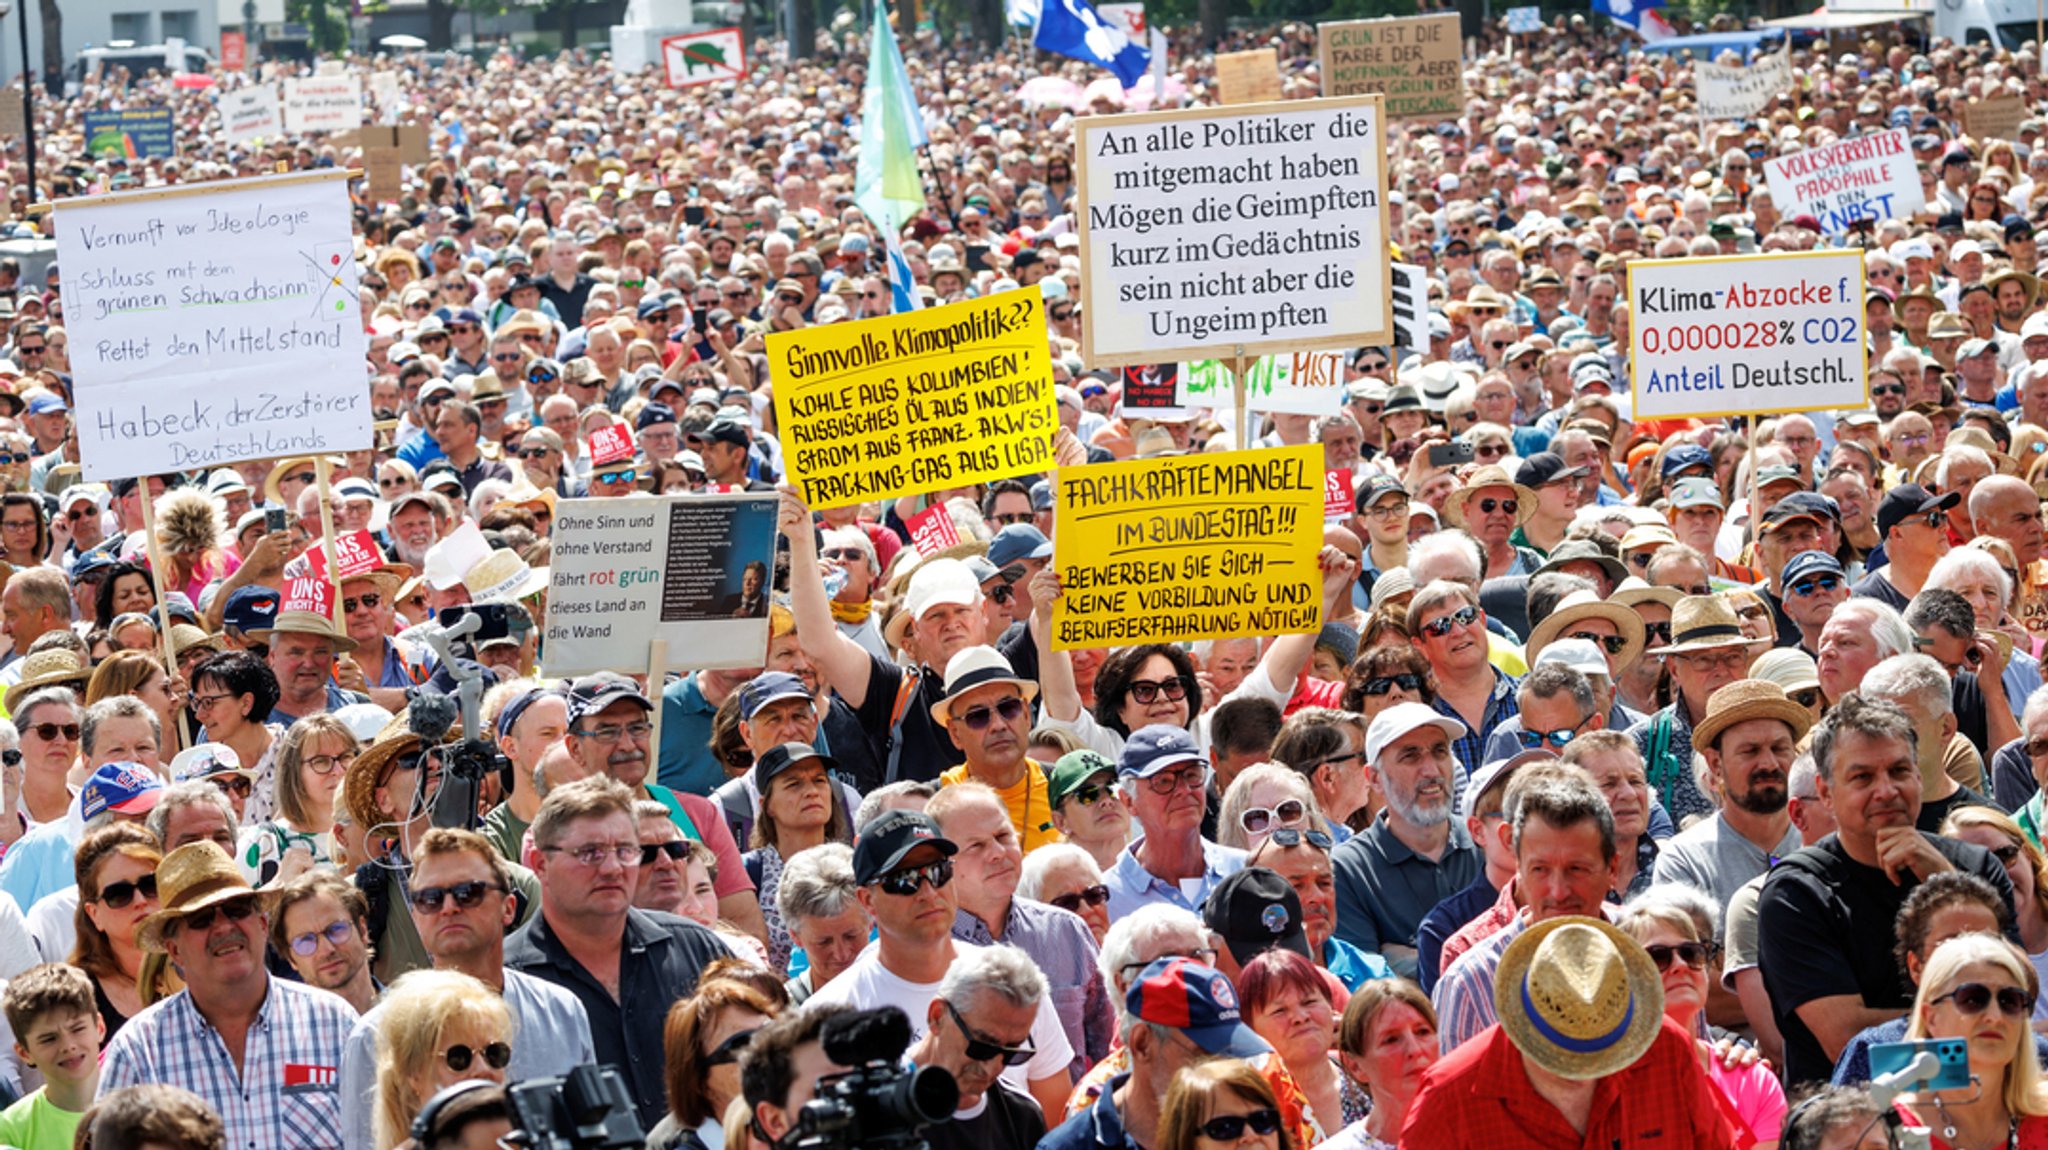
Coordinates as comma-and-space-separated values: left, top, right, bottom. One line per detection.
1893, 933, 2048, 1150
71, 824, 179, 1042
373, 969, 515, 1150
650, 978, 780, 1150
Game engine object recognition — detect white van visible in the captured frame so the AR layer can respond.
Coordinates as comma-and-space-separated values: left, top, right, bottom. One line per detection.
69, 43, 217, 85
1933, 0, 2038, 50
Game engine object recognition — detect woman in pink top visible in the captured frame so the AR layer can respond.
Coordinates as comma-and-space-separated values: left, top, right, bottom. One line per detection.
1619, 900, 1787, 1147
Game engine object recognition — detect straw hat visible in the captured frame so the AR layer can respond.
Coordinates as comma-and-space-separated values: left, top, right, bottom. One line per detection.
261, 456, 342, 505
1442, 465, 1536, 530
136, 842, 269, 952
167, 623, 222, 662
1690, 678, 1815, 751
461, 549, 549, 605
1496, 916, 1665, 1081
5, 648, 89, 713
1987, 267, 2040, 309
250, 604, 358, 653
1525, 588, 1646, 670
1662, 595, 1768, 656
342, 727, 427, 837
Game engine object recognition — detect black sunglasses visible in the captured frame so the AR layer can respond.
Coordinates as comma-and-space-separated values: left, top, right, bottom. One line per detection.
1566, 632, 1628, 655
640, 840, 690, 865
1262, 828, 1333, 851
955, 697, 1026, 730
875, 859, 953, 896
1935, 982, 2035, 1018
1048, 884, 1110, 914
1199, 1111, 1282, 1141
1128, 676, 1190, 704
1642, 622, 1673, 644
179, 896, 258, 934
704, 1027, 759, 1067
442, 1042, 512, 1072
408, 880, 503, 913
97, 874, 158, 909
942, 999, 1035, 1066
1644, 942, 1712, 971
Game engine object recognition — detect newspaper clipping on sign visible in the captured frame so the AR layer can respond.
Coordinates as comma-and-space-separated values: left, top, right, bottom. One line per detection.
1761, 128, 1926, 235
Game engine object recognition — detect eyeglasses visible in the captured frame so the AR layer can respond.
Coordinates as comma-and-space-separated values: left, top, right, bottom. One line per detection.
596, 469, 638, 486
408, 880, 504, 912
1199, 1110, 1283, 1142
1519, 715, 1590, 749
1642, 622, 1673, 645
1872, 384, 1905, 396
941, 999, 1036, 1065
529, 370, 559, 385
1143, 763, 1210, 795
1644, 941, 1712, 971
1789, 575, 1842, 597
491, 352, 524, 363
189, 692, 235, 713
442, 1043, 513, 1073
1128, 676, 1190, 704
1241, 799, 1307, 835
343, 593, 382, 614
821, 548, 867, 563
990, 512, 1036, 527
179, 897, 258, 934
1992, 843, 2024, 865
1789, 689, 1822, 708
519, 447, 553, 460
96, 875, 157, 909
64, 508, 94, 520
1422, 606, 1480, 638
1566, 632, 1628, 655
209, 775, 253, 799
26, 723, 79, 742
573, 721, 652, 743
289, 920, 355, 956
1263, 828, 1334, 851
874, 858, 953, 896
641, 840, 690, 865
1364, 500, 1408, 520
542, 842, 643, 868
1362, 673, 1424, 696
954, 696, 1026, 730
1934, 982, 2035, 1018
1048, 884, 1111, 914
1476, 498, 1518, 516
303, 750, 355, 776
704, 1027, 759, 1067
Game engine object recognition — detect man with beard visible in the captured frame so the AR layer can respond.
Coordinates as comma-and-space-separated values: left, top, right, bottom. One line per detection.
1653, 679, 1810, 922
1332, 703, 1481, 980
385, 491, 448, 571
1628, 596, 1768, 827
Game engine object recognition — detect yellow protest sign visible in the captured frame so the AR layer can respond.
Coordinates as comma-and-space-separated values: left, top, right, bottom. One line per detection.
770, 293, 1058, 510
1052, 444, 1325, 650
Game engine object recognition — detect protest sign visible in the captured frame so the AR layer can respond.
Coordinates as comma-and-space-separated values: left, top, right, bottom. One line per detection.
282, 75, 363, 133
1694, 44, 1791, 121
1963, 94, 2027, 141
221, 30, 246, 71
769, 293, 1057, 510
218, 86, 282, 145
55, 171, 372, 481
1629, 249, 1866, 421
302, 529, 386, 579
84, 109, 176, 159
0, 90, 21, 137
342, 124, 430, 163
663, 28, 747, 88
1317, 15, 1463, 119
1215, 49, 1281, 105
589, 424, 636, 468
543, 493, 779, 676
1051, 444, 1325, 649
1390, 262, 1428, 358
369, 71, 402, 122
1099, 2, 1146, 35
1075, 95, 1393, 367
1324, 469, 1353, 521
906, 503, 963, 557
1119, 363, 1188, 420
1178, 352, 1347, 416
1504, 6, 1543, 33
1761, 128, 1923, 235
365, 149, 404, 202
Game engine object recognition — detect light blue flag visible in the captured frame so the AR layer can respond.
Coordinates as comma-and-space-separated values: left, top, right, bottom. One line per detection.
854, 5, 929, 235
1008, 0, 1150, 88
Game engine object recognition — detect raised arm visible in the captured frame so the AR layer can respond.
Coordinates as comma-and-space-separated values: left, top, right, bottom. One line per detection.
778, 486, 876, 705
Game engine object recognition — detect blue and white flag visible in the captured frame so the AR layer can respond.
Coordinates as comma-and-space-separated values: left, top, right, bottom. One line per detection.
1504, 7, 1543, 34
1009, 0, 1151, 88
881, 226, 923, 313
1591, 0, 1674, 39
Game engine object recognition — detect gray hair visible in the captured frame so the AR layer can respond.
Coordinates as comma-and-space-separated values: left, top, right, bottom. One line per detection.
1862, 654, 1955, 721
1409, 532, 1484, 589
1098, 903, 1206, 1022
2025, 683, 2048, 736
144, 780, 236, 844
776, 842, 859, 927
1935, 446, 1993, 489
13, 686, 78, 731
936, 942, 1047, 1012
1017, 842, 1103, 904
1831, 599, 1913, 660
82, 695, 159, 761
1405, 579, 1480, 637
1789, 754, 1821, 802
854, 781, 938, 832
1518, 664, 1595, 718
1927, 547, 2015, 610
1626, 881, 1722, 943
1811, 692, 1919, 781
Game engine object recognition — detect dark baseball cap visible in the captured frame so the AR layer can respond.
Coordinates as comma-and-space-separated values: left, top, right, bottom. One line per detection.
1780, 549, 1846, 588
1047, 749, 1118, 808
635, 402, 678, 431
1201, 867, 1312, 969
739, 671, 811, 720
1661, 444, 1712, 478
566, 671, 651, 726
1761, 491, 1839, 535
701, 417, 750, 448
852, 810, 957, 885
1516, 452, 1589, 488
752, 742, 835, 790
221, 586, 280, 633
1875, 483, 1959, 538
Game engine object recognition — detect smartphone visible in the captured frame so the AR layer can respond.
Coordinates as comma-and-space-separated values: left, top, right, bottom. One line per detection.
683, 204, 706, 227
1428, 442, 1475, 469
691, 308, 709, 334
264, 507, 288, 534
965, 244, 990, 273
1870, 1039, 1969, 1091
438, 603, 512, 645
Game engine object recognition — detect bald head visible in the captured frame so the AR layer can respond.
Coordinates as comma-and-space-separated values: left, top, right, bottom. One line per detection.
1971, 474, 2046, 566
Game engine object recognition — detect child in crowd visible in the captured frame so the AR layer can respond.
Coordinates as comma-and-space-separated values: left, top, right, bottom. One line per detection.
0, 964, 103, 1150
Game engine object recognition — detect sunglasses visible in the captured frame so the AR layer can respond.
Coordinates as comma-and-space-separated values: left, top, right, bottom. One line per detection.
1063, 779, 1116, 809
704, 1027, 759, 1067
1263, 828, 1334, 851
289, 920, 354, 956
1642, 622, 1673, 645
1789, 689, 1822, 708
1476, 498, 1518, 516
942, 999, 1036, 1065
1789, 574, 1843, 597
875, 858, 953, 896
284, 471, 316, 486
1566, 631, 1629, 655
1199, 1111, 1283, 1142
1422, 606, 1480, 638
1934, 982, 2035, 1018
955, 696, 1026, 730
519, 447, 554, 459
1048, 884, 1111, 914
1991, 843, 2024, 865
1362, 673, 1424, 696
1241, 799, 1307, 835
1644, 941, 1712, 972
529, 370, 558, 385
343, 593, 382, 613
442, 1042, 513, 1073
97, 874, 158, 909
408, 880, 504, 913
596, 469, 638, 486
640, 840, 690, 865
210, 775, 253, 799
179, 896, 258, 934
1128, 676, 1190, 704
27, 723, 79, 742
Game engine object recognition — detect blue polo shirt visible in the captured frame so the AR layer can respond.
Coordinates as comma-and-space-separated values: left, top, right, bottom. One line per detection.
657, 672, 725, 796
1102, 835, 1247, 921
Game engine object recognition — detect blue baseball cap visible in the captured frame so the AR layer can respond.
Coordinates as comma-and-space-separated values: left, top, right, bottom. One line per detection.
1118, 724, 1205, 779
739, 672, 811, 721
1125, 958, 1272, 1058
450, 308, 484, 327
81, 762, 164, 821
635, 402, 678, 431
1781, 549, 1846, 589
26, 393, 66, 416
72, 545, 119, 580
221, 586, 280, 634
988, 524, 1052, 570
1661, 444, 1712, 478
1029, 479, 1053, 512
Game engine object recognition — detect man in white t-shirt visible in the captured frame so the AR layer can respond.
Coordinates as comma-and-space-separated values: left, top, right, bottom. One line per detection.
805, 809, 1074, 1118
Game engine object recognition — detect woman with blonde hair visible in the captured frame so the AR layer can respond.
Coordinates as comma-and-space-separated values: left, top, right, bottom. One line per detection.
1895, 933, 2048, 1143
1944, 806, 2048, 1018
87, 649, 185, 743
1328, 979, 1438, 1150
1157, 1058, 1295, 1150
238, 715, 355, 885
1216, 762, 1333, 852
374, 970, 514, 1150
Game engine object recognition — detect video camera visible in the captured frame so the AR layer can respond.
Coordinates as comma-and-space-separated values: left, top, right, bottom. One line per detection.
406, 604, 514, 829
783, 1008, 959, 1150
501, 1066, 645, 1150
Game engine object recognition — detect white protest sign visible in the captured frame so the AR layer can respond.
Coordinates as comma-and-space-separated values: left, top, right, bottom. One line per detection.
369, 71, 402, 122
1695, 45, 1791, 121
56, 172, 373, 481
543, 493, 780, 675
1762, 128, 1924, 235
1178, 352, 1347, 416
217, 85, 281, 145
1099, 2, 1146, 35
1075, 95, 1392, 367
1630, 249, 1866, 421
282, 75, 362, 133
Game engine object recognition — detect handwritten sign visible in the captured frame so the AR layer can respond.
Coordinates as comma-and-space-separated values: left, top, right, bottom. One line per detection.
1052, 444, 1325, 649
1761, 128, 1924, 236
1075, 95, 1393, 367
1629, 249, 1866, 421
303, 529, 385, 580
369, 71, 402, 122
55, 172, 372, 482
662, 27, 747, 88
0, 90, 24, 138
1178, 351, 1347, 416
1317, 15, 1463, 119
769, 293, 1057, 510
282, 75, 362, 133
1215, 49, 1281, 105
217, 85, 281, 145
1963, 95, 2027, 142
907, 503, 962, 556
544, 493, 778, 675
1694, 45, 1791, 121
84, 108, 175, 159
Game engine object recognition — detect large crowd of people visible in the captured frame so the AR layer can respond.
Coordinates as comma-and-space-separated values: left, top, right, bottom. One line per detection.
0, 9, 2046, 1150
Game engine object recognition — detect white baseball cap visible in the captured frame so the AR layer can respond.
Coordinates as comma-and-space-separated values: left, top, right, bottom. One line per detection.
1364, 701, 1468, 766
903, 557, 983, 622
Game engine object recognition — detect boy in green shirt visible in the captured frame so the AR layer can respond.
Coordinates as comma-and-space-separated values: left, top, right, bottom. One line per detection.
0, 964, 101, 1150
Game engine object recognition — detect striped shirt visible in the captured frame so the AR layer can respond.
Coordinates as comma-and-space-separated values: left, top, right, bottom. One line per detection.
953, 899, 1117, 1078
99, 976, 358, 1150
